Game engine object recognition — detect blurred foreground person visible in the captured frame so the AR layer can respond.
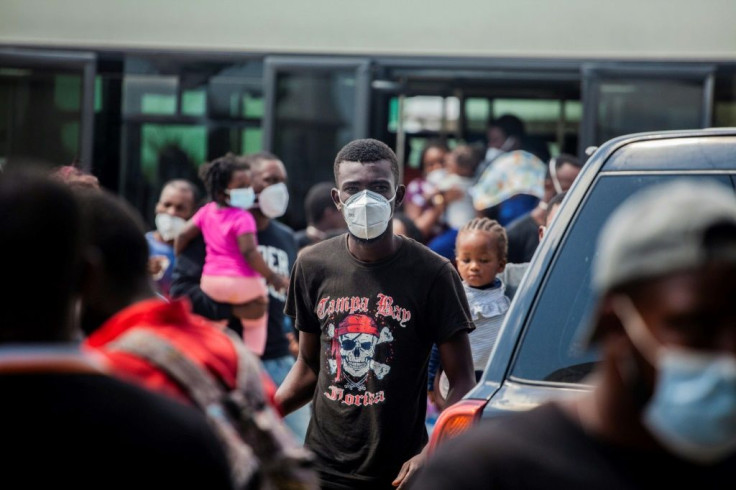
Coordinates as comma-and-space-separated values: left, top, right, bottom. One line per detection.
412, 180, 736, 489
50, 164, 100, 189
0, 170, 232, 488
78, 189, 315, 489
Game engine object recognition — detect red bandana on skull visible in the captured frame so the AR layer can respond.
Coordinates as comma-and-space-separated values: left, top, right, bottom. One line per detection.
331, 314, 379, 382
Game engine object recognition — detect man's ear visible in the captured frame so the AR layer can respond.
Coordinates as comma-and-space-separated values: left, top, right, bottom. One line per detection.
498, 259, 507, 273
395, 185, 407, 207
331, 188, 342, 210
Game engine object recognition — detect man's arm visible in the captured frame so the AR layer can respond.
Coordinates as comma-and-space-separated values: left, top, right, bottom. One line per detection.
274, 330, 320, 415
174, 220, 201, 255
437, 331, 475, 405
392, 331, 475, 489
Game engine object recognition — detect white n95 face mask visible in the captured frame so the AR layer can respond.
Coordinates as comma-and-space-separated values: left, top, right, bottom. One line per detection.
227, 187, 256, 210
257, 182, 289, 218
338, 189, 396, 240
155, 213, 187, 242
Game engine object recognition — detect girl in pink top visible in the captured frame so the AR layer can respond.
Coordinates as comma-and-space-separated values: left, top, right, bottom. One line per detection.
175, 155, 288, 354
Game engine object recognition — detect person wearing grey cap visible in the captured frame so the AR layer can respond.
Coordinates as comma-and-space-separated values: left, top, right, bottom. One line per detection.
409, 179, 736, 489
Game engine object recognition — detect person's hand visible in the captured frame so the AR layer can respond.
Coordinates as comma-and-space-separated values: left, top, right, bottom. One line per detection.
392, 449, 426, 489
148, 255, 170, 280
269, 273, 289, 294
286, 331, 299, 358
443, 186, 464, 204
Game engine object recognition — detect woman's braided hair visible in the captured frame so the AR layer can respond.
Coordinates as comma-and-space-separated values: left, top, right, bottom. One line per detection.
198, 153, 249, 203
457, 217, 508, 262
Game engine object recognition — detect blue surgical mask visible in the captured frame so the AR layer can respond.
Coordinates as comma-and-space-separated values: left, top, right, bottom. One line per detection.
227, 187, 255, 210
611, 295, 736, 463
644, 349, 736, 463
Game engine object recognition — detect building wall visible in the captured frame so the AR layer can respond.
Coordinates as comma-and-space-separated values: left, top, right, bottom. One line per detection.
1, 0, 735, 59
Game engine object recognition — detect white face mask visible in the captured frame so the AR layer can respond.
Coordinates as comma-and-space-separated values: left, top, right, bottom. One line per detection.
257, 182, 289, 218
426, 168, 447, 186
226, 187, 255, 210
155, 213, 187, 242
338, 189, 396, 240
611, 295, 736, 463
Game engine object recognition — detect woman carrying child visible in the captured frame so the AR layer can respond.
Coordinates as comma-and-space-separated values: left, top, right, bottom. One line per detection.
175, 155, 289, 355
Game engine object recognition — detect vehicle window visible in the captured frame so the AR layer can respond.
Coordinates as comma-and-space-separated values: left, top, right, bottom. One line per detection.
510, 173, 735, 384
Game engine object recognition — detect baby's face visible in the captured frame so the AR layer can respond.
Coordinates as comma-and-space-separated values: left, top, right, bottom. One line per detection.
456, 230, 505, 288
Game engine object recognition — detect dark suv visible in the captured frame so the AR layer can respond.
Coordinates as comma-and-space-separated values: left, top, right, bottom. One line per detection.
429, 128, 736, 448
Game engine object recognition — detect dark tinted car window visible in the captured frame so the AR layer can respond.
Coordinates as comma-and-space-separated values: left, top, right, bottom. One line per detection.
510, 174, 735, 383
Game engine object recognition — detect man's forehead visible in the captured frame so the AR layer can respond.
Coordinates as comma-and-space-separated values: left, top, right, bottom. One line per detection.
337, 160, 394, 184
160, 185, 194, 202
255, 159, 286, 177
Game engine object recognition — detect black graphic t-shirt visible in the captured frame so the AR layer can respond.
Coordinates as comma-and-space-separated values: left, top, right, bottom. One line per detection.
286, 234, 474, 487
257, 220, 297, 360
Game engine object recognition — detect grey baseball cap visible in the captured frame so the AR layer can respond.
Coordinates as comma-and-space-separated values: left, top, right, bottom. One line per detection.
593, 179, 736, 293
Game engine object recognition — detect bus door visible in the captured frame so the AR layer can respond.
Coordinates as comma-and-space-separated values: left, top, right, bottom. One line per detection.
580, 63, 715, 155
0, 48, 96, 170
262, 57, 371, 228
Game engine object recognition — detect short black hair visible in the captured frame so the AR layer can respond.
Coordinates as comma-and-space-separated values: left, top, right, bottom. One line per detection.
245, 151, 281, 174
489, 114, 525, 139
77, 190, 150, 299
198, 153, 249, 201
555, 153, 581, 169
305, 181, 336, 225
0, 169, 82, 342
334, 139, 399, 186
161, 179, 199, 204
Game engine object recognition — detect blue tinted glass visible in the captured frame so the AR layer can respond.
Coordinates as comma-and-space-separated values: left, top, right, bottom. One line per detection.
511, 174, 735, 383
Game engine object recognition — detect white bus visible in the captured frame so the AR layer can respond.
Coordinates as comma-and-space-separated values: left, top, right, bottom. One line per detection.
2, 0, 735, 226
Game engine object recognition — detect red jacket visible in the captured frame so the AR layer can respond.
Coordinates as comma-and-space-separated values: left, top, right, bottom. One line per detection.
84, 298, 279, 410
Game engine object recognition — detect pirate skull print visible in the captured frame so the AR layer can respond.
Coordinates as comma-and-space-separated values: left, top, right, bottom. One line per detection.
328, 314, 393, 390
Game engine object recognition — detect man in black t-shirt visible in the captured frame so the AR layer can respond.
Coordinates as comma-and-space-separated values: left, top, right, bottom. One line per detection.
412, 180, 736, 489
277, 139, 476, 490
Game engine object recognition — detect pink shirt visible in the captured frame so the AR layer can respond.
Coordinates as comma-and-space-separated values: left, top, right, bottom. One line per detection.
192, 202, 258, 277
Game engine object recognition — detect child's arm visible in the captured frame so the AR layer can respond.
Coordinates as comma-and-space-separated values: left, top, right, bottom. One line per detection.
237, 232, 289, 291
174, 220, 201, 256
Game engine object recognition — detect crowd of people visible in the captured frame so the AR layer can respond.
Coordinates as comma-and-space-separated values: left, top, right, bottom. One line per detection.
3, 111, 734, 489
